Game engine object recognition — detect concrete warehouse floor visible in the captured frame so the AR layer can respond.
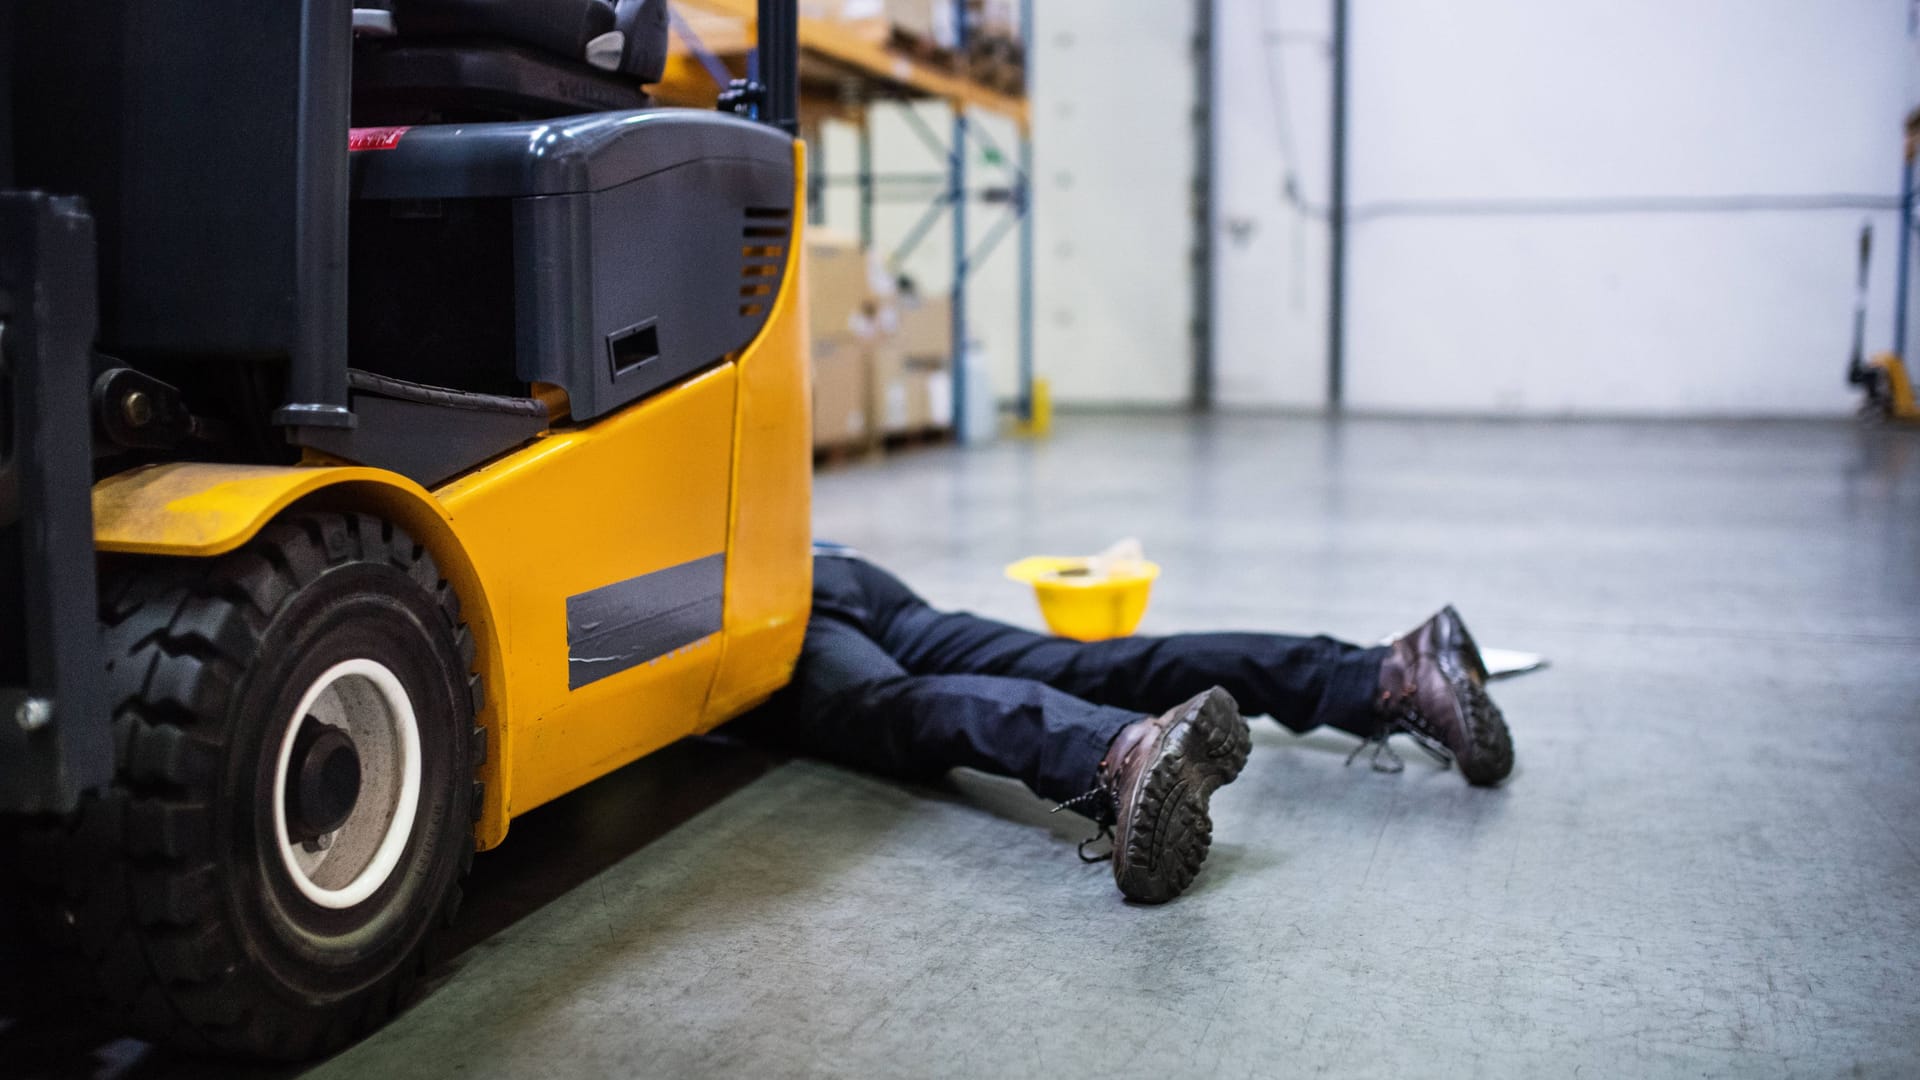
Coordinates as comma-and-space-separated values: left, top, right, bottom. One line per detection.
4, 414, 1919, 1078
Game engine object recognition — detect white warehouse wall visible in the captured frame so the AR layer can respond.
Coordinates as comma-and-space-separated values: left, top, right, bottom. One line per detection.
1028, 0, 1197, 405
1214, 0, 1335, 408
1217, 0, 1917, 417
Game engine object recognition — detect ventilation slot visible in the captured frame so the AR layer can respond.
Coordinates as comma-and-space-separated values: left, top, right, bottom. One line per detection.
739, 207, 790, 317
607, 320, 660, 376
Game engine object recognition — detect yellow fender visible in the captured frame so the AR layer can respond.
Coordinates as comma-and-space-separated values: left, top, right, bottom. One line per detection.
92, 463, 515, 849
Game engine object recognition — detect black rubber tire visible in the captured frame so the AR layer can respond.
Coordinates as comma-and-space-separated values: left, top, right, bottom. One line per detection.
18, 512, 481, 1059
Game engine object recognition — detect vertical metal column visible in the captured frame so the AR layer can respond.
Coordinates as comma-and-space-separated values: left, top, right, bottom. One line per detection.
1190, 0, 1215, 410
1895, 120, 1915, 360
0, 194, 112, 813
0, 1, 12, 189
807, 120, 827, 226
1326, 0, 1349, 411
858, 105, 875, 249
950, 0, 970, 442
757, 0, 799, 134
279, 0, 355, 430
1017, 0, 1035, 421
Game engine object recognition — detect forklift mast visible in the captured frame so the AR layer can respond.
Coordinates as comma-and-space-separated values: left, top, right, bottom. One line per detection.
1, 0, 112, 811
12, 0, 355, 439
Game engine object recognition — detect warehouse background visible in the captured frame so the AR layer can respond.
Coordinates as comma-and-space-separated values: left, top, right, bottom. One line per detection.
832, 0, 1920, 418
4, 2, 1919, 1076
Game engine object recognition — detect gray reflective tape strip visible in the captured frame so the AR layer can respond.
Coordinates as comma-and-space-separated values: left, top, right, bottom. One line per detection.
566, 553, 726, 689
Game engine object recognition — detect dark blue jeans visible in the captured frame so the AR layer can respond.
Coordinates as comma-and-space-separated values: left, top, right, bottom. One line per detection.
748, 554, 1387, 804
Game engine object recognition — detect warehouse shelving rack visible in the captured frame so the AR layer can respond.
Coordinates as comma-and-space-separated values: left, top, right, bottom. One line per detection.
660, 0, 1036, 441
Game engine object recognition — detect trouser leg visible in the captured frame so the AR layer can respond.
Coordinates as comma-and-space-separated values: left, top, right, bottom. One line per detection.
757, 615, 1139, 803
828, 555, 1386, 736
922, 623, 1386, 737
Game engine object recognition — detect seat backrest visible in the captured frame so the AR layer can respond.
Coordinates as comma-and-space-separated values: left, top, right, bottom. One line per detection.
613, 0, 669, 85
376, 0, 668, 83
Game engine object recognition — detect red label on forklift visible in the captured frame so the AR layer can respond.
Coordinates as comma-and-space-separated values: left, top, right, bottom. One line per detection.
348, 126, 410, 152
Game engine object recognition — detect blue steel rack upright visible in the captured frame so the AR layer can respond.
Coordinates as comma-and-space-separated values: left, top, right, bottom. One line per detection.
824, 0, 1035, 442
662, 0, 1035, 443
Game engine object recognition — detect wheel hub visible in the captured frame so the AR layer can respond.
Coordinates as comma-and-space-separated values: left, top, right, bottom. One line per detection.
286, 717, 362, 844
271, 658, 422, 910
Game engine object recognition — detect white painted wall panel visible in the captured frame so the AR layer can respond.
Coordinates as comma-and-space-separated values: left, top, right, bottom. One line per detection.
1031, 0, 1196, 404
1348, 211, 1905, 415
1214, 0, 1334, 407
1350, 0, 1905, 203
1215, 0, 1917, 416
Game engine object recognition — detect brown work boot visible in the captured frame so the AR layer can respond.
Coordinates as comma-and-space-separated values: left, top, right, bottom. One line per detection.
1095, 687, 1251, 904
1360, 605, 1514, 786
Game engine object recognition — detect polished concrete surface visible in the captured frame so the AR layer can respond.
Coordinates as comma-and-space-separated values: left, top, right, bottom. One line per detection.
5, 415, 1919, 1078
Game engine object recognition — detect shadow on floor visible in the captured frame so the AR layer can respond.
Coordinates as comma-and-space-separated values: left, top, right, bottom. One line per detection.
0, 733, 785, 1080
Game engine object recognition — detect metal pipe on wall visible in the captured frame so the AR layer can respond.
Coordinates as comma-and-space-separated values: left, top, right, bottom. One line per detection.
1895, 118, 1915, 359
951, 0, 970, 442
1326, 0, 1348, 411
1191, 0, 1216, 411
1018, 0, 1035, 421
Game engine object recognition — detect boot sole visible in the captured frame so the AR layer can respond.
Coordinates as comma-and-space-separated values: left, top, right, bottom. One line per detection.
1112, 687, 1252, 904
1436, 649, 1514, 786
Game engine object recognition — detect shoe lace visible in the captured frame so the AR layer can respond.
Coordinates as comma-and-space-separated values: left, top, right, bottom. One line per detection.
1347, 702, 1456, 774
1049, 787, 1117, 863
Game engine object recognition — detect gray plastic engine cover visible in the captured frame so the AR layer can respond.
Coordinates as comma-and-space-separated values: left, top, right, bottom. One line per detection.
350, 110, 796, 419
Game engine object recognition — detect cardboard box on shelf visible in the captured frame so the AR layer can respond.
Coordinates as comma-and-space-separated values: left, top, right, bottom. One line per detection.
798, 0, 889, 43
921, 367, 955, 430
801, 0, 883, 19
884, 0, 957, 51
973, 0, 1017, 37
670, 6, 753, 55
811, 336, 872, 450
871, 342, 953, 434
894, 292, 952, 369
869, 342, 905, 434
806, 230, 876, 342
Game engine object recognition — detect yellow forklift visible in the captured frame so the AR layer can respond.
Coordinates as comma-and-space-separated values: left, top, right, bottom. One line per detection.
2, 0, 811, 1058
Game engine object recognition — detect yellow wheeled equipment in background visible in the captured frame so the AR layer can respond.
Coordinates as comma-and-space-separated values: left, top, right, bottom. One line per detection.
1851, 108, 1920, 423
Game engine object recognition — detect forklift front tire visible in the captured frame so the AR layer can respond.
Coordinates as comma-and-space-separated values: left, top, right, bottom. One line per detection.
24, 512, 479, 1059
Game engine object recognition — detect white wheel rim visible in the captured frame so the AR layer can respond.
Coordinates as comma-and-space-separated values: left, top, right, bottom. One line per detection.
271, 658, 422, 910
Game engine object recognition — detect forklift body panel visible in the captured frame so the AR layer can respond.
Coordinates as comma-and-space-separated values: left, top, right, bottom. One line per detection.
84, 143, 814, 848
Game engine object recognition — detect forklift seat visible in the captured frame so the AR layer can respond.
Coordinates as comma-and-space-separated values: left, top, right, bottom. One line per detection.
363, 0, 670, 84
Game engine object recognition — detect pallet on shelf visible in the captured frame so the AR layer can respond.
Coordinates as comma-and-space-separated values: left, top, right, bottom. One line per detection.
813, 438, 883, 469
887, 25, 960, 70
881, 427, 956, 453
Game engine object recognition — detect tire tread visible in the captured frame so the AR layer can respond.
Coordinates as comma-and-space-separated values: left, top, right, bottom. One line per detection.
17, 511, 480, 1059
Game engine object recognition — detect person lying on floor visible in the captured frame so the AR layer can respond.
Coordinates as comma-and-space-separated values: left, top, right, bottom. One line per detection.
740, 544, 1515, 904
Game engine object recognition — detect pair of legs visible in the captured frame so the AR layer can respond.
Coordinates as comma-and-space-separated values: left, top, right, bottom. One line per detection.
749, 553, 1391, 807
